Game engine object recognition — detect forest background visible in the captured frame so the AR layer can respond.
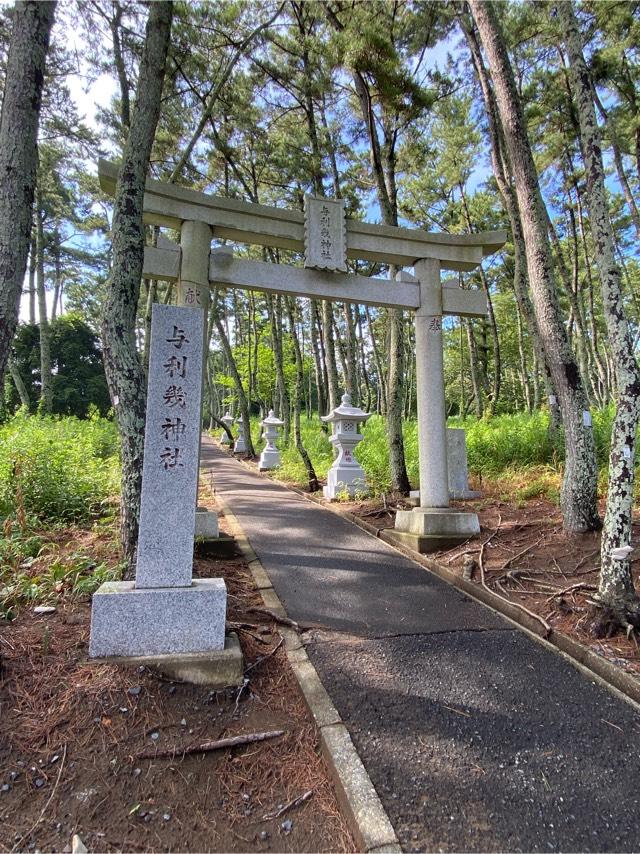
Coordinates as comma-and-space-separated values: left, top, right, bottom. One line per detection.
1, 0, 640, 630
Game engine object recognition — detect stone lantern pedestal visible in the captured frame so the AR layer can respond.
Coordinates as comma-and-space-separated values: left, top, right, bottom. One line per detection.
220, 412, 234, 445
259, 410, 284, 470
322, 394, 371, 499
233, 416, 247, 454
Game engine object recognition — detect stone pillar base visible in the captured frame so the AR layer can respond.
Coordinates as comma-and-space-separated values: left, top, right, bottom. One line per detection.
389, 507, 480, 553
101, 633, 244, 688
89, 579, 226, 658
323, 466, 368, 500
195, 510, 219, 538
259, 449, 281, 470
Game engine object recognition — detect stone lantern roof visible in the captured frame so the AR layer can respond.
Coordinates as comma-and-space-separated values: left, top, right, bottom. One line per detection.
321, 393, 371, 424
262, 409, 284, 426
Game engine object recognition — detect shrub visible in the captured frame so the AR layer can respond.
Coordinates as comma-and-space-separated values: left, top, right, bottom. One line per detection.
0, 412, 120, 523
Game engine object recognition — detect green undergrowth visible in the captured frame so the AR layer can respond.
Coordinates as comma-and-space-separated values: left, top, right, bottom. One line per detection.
0, 515, 123, 620
0, 412, 122, 620
0, 410, 120, 523
236, 406, 624, 504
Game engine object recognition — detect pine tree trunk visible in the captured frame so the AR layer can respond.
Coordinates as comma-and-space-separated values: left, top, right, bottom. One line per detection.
310, 301, 326, 417
286, 297, 319, 491
267, 294, 290, 440
35, 190, 53, 414
343, 302, 359, 405
365, 306, 387, 415
458, 6, 558, 418
211, 290, 255, 458
0, 0, 55, 388
559, 1, 640, 629
28, 245, 36, 325
101, 1, 173, 569
469, 0, 600, 533
466, 320, 484, 418
8, 356, 30, 409
325, 3, 409, 493
387, 303, 410, 494
322, 300, 340, 411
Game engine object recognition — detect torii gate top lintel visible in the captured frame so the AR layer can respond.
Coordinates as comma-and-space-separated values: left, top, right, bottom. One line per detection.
99, 159, 506, 273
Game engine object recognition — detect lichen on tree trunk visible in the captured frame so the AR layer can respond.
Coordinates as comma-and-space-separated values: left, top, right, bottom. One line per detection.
0, 1, 55, 390
101, 2, 173, 570
558, 1, 640, 631
469, 0, 600, 534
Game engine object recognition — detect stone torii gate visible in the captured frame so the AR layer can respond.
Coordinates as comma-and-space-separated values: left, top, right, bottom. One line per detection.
99, 160, 506, 552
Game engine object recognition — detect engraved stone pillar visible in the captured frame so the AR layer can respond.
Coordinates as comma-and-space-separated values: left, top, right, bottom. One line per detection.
220, 411, 234, 445
233, 416, 247, 454
259, 410, 284, 470
88, 305, 229, 664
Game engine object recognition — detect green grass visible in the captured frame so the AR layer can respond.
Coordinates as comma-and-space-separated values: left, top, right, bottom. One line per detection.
0, 412, 122, 619
237, 407, 622, 503
0, 411, 120, 523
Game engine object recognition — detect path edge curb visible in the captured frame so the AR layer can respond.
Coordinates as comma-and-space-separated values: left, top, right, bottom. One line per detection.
209, 474, 402, 854
221, 444, 640, 713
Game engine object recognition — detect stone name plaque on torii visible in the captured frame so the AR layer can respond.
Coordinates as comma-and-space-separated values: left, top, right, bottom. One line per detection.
304, 195, 347, 272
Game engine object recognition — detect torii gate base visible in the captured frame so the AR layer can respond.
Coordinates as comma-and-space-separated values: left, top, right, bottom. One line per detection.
387, 508, 480, 554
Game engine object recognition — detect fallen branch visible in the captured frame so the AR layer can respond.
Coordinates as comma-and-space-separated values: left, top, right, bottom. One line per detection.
244, 636, 284, 674
136, 729, 284, 760
572, 549, 599, 575
478, 517, 552, 639
248, 607, 299, 631
262, 788, 314, 821
498, 538, 542, 571
545, 583, 597, 604
226, 621, 271, 643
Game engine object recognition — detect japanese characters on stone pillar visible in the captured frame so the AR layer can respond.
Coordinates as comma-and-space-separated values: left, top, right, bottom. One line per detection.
220, 411, 234, 445
259, 410, 284, 470
322, 393, 371, 499
136, 305, 205, 588
304, 195, 347, 272
88, 304, 227, 660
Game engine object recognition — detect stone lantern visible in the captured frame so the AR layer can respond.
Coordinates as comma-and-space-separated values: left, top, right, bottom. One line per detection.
259, 410, 284, 470
220, 411, 234, 445
233, 416, 247, 454
321, 393, 371, 499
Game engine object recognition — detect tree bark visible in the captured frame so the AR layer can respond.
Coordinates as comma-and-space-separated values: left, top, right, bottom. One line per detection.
211, 289, 256, 458
286, 296, 319, 491
469, 0, 600, 533
35, 186, 53, 414
267, 294, 290, 441
8, 355, 30, 409
457, 6, 557, 416
101, 1, 173, 569
559, 1, 640, 628
0, 0, 55, 390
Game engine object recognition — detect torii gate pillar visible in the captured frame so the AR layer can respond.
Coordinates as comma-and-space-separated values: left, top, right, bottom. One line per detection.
178, 220, 220, 542
390, 258, 480, 553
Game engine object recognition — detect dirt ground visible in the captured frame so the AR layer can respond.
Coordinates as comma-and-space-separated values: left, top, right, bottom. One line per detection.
338, 491, 640, 681
0, 494, 354, 853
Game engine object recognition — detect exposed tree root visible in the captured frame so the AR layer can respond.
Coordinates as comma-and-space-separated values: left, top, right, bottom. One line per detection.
588, 599, 640, 639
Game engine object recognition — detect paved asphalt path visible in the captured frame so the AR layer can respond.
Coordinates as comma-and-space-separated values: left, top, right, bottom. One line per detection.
202, 437, 640, 853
